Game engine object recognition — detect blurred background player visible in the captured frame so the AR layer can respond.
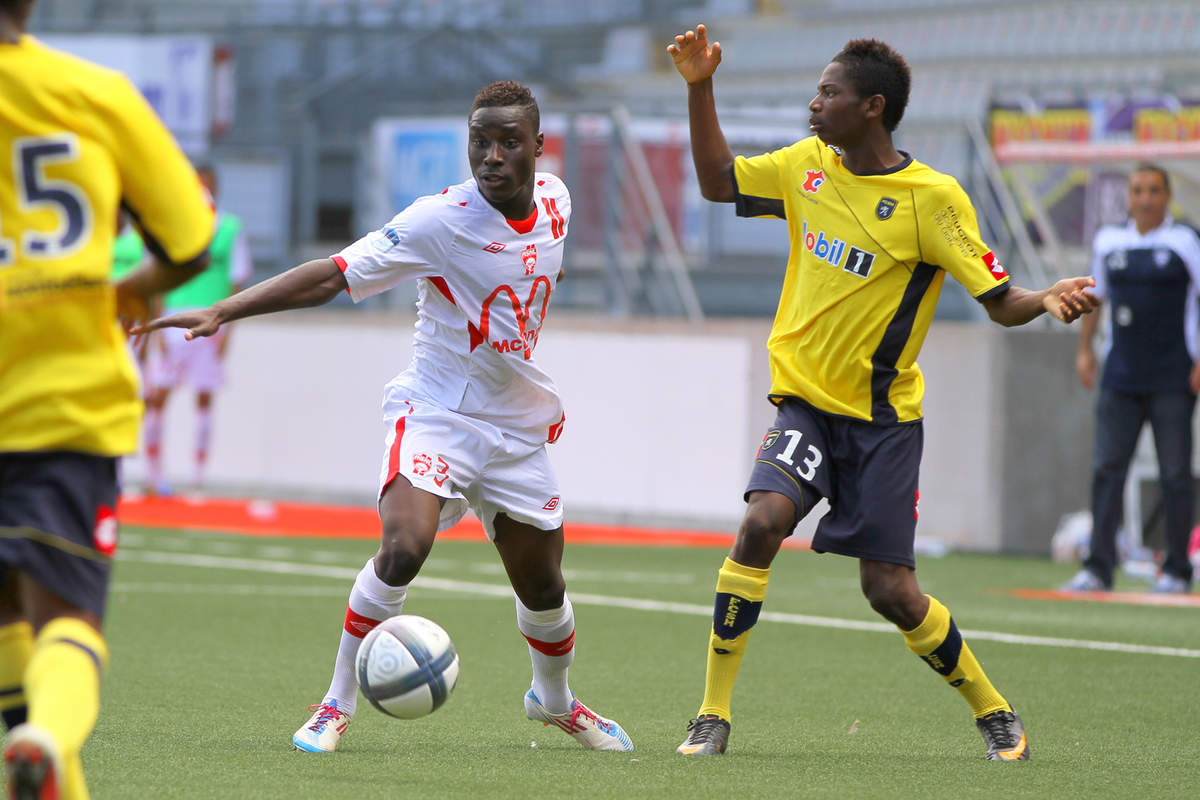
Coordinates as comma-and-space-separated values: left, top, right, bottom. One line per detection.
133, 81, 633, 756
0, 0, 214, 796
1064, 164, 1200, 594
142, 164, 252, 497
667, 24, 1097, 761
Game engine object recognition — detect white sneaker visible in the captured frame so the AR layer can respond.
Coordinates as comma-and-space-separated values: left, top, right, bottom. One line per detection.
1150, 573, 1190, 594
4, 723, 61, 798
524, 690, 633, 751
291, 701, 351, 753
1060, 569, 1108, 592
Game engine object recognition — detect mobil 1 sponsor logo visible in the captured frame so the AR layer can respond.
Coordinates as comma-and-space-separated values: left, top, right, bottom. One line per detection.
801, 220, 877, 278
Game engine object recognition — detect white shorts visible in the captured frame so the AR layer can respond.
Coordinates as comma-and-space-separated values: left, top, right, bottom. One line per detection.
147, 326, 225, 393
377, 397, 564, 541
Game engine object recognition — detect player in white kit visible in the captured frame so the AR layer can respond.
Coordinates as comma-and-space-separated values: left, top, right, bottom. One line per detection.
133, 81, 633, 753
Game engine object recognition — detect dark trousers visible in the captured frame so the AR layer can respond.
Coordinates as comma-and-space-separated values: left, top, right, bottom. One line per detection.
1085, 388, 1196, 585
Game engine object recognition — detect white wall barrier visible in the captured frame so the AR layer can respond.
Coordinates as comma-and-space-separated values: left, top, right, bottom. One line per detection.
125, 312, 1091, 554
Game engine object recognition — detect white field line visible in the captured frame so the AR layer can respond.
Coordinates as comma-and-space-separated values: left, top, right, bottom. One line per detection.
118, 550, 1200, 659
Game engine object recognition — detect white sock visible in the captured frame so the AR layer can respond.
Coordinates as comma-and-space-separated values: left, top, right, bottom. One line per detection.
193, 407, 212, 486
322, 559, 408, 717
144, 407, 163, 485
515, 595, 575, 715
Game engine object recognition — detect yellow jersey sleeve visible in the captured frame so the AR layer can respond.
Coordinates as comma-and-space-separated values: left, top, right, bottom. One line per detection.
918, 180, 1010, 300
101, 72, 213, 266
733, 150, 787, 219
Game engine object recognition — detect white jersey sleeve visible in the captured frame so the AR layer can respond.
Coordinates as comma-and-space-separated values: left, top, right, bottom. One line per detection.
332, 196, 450, 303
1089, 225, 1113, 301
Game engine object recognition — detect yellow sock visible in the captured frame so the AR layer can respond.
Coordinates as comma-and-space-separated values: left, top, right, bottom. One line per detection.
0, 621, 34, 730
26, 618, 109, 800
698, 558, 770, 722
901, 595, 1011, 718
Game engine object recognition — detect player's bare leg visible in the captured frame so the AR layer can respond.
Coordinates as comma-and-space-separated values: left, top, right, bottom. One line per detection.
0, 572, 32, 734
191, 391, 214, 493
494, 517, 632, 751
293, 478, 441, 753
5, 576, 108, 798
679, 491, 794, 756
864, 560, 1029, 761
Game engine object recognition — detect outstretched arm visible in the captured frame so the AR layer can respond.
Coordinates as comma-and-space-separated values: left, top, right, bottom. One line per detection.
668, 24, 735, 203
982, 276, 1099, 328
114, 255, 207, 331
131, 257, 349, 340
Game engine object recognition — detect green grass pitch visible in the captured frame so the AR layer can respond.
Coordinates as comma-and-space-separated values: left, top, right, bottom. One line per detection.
80, 526, 1199, 799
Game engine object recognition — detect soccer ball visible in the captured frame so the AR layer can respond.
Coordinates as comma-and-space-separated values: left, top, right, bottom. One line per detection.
355, 615, 459, 719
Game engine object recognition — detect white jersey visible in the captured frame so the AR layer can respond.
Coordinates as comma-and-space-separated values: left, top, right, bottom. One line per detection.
333, 173, 570, 445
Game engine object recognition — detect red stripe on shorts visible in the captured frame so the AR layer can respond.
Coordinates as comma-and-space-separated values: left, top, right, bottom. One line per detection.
381, 414, 408, 494
343, 606, 382, 638
523, 630, 575, 657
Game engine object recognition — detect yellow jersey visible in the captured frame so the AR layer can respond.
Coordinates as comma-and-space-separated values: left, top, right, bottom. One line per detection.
0, 35, 213, 455
734, 136, 1010, 424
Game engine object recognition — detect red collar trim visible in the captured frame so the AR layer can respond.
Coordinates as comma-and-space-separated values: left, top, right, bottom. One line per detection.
506, 205, 538, 234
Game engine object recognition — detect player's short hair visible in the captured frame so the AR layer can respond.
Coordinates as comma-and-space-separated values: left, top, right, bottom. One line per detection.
1132, 162, 1171, 192
470, 81, 539, 131
832, 39, 911, 133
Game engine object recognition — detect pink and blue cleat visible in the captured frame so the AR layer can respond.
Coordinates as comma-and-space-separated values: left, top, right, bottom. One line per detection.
524, 690, 633, 751
291, 701, 351, 753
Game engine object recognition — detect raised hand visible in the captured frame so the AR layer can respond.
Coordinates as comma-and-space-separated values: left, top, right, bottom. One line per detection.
668, 24, 722, 84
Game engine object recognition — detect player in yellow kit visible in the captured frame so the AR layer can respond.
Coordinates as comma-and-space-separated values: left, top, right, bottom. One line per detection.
668, 25, 1099, 761
0, 1, 213, 796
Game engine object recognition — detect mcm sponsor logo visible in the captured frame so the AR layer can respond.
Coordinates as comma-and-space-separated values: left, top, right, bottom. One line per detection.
876, 197, 898, 220
469, 276, 553, 360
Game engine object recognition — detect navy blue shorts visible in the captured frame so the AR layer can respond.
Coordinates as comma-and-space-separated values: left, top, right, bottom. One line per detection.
0, 452, 120, 619
745, 399, 923, 568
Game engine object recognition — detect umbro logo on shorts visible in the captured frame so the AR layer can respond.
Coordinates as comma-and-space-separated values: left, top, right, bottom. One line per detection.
483, 242, 507, 253
543, 497, 560, 511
